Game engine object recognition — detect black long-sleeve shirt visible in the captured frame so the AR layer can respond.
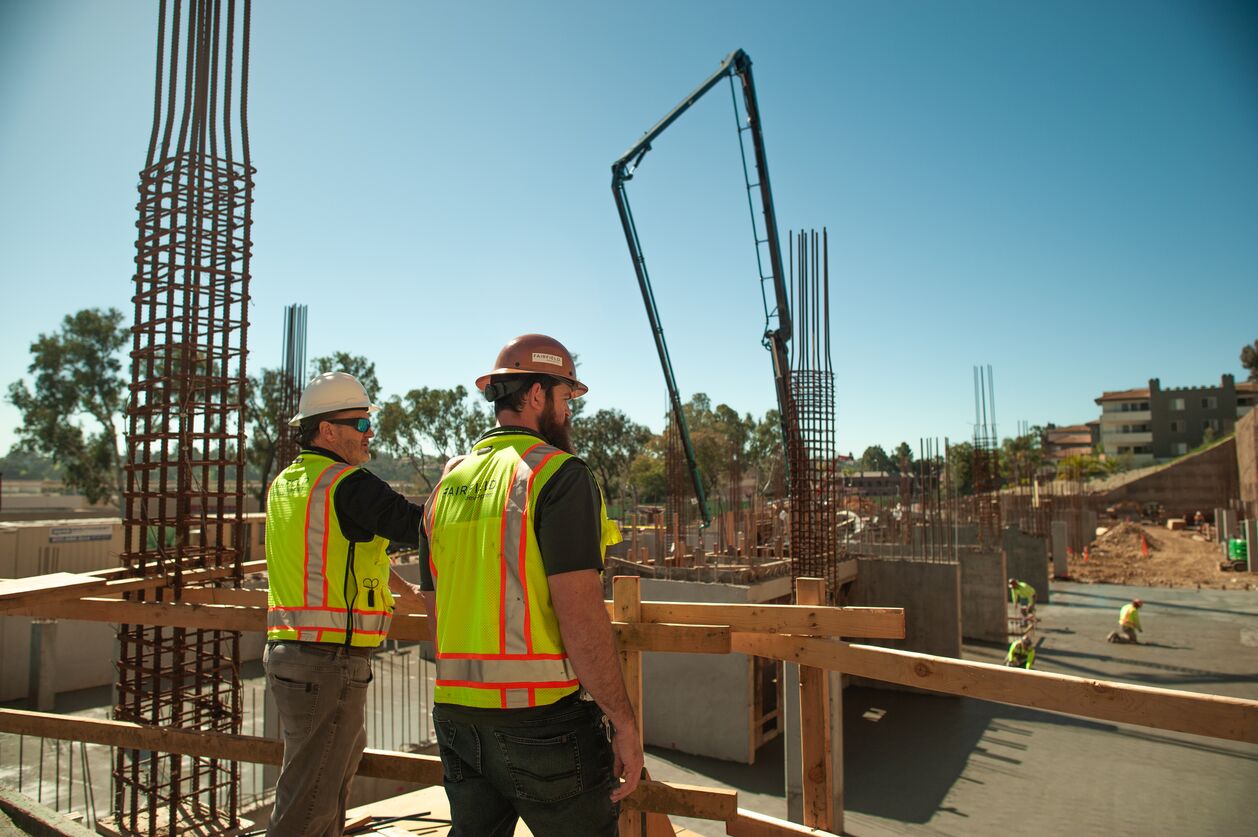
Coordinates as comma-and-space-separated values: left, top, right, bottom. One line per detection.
303, 446, 421, 546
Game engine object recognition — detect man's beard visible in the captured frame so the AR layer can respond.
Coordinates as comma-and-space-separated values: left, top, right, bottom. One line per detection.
539, 399, 574, 453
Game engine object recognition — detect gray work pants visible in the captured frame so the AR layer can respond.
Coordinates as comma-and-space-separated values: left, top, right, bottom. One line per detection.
264, 641, 373, 837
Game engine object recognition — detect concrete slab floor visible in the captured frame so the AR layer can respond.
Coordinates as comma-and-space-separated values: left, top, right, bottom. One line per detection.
646, 581, 1258, 837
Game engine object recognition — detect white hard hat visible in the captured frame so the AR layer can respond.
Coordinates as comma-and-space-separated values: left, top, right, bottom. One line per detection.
289, 372, 379, 427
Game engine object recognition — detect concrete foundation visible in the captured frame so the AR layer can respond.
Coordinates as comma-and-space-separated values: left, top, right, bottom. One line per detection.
957, 547, 1006, 642
1002, 526, 1050, 604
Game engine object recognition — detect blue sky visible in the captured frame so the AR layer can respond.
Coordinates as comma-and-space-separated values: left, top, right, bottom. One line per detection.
2, 0, 1255, 461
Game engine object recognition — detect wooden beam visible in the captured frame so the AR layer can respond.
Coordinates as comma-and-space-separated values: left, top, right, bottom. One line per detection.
614, 575, 647, 836
795, 579, 833, 832
726, 808, 839, 836
626, 601, 904, 639
730, 633, 1258, 744
0, 560, 269, 615
612, 622, 731, 654
623, 780, 737, 820
0, 708, 442, 785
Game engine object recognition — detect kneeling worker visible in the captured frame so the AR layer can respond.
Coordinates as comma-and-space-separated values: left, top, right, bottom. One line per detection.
1005, 635, 1035, 669
264, 372, 423, 836
1106, 598, 1144, 644
419, 334, 641, 836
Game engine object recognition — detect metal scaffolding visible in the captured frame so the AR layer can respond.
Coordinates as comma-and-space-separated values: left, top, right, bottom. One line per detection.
112, 0, 253, 833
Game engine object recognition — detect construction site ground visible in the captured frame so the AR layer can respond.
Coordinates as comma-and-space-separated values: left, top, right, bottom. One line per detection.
3, 579, 1255, 835
649, 580, 1258, 837
1070, 521, 1253, 589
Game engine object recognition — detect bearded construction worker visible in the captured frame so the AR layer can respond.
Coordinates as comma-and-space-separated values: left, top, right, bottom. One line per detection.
264, 371, 422, 836
1106, 598, 1144, 644
418, 334, 641, 836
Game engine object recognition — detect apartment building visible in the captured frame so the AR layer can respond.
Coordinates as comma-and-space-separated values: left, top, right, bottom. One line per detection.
1095, 374, 1258, 464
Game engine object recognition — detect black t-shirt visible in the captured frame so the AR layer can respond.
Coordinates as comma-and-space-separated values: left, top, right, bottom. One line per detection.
417, 428, 604, 591
303, 446, 421, 546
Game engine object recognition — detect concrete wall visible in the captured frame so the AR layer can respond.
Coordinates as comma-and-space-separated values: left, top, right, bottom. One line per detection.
1003, 526, 1050, 604
637, 576, 790, 764
957, 547, 1006, 642
844, 557, 961, 661
1095, 437, 1240, 519
0, 515, 268, 702
1237, 409, 1258, 520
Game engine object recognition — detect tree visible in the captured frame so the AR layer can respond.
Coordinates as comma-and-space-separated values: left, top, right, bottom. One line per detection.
310, 352, 380, 401
572, 408, 652, 503
1000, 433, 1044, 485
892, 442, 915, 474
6, 308, 128, 508
746, 409, 784, 496
1241, 338, 1258, 383
375, 386, 491, 489
945, 441, 975, 495
859, 445, 893, 474
244, 368, 289, 508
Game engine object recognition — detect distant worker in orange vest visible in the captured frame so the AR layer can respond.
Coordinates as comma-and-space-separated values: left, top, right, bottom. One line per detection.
1106, 598, 1144, 644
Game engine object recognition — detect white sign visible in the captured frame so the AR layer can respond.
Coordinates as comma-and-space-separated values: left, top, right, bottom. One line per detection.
48, 525, 113, 544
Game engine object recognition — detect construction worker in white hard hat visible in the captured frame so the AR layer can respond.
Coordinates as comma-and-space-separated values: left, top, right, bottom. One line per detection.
1106, 598, 1144, 644
417, 334, 639, 836
263, 371, 423, 836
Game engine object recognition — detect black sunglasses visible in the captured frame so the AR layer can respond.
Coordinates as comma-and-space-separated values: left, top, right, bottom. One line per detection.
325, 417, 372, 433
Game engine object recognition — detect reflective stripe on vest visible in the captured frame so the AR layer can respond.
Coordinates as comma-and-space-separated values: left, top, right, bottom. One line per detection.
266, 454, 393, 645
429, 436, 586, 709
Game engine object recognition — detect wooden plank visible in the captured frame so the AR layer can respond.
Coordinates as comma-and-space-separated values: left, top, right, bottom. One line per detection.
725, 808, 839, 836
625, 602, 904, 639
623, 780, 737, 821
614, 576, 646, 836
613, 622, 731, 654
795, 579, 832, 832
0, 560, 271, 615
0, 708, 443, 785
729, 633, 1258, 744
0, 572, 103, 604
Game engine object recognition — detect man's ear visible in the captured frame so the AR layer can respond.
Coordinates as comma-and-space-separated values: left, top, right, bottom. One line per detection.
527, 381, 547, 410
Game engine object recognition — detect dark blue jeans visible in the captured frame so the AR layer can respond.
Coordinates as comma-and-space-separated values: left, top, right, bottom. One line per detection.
433, 695, 619, 837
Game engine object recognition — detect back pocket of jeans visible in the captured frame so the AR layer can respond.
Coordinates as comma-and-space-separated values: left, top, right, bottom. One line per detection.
269, 675, 319, 740
494, 730, 582, 802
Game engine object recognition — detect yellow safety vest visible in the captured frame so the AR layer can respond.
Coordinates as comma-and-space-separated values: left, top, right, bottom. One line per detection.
266, 451, 393, 647
426, 432, 620, 709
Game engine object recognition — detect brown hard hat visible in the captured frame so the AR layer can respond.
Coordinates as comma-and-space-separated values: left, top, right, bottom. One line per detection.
475, 334, 588, 398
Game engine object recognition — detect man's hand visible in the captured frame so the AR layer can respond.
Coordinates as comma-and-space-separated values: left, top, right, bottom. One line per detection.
610, 723, 644, 802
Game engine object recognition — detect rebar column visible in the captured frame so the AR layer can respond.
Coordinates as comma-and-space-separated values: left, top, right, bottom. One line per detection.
786, 230, 838, 598
113, 1, 253, 834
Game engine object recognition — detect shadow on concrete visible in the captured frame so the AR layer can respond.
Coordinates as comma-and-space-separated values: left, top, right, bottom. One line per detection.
1055, 588, 1258, 619
1041, 646, 1255, 685
645, 735, 784, 798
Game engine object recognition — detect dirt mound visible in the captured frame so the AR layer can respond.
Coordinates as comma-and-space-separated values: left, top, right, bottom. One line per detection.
1070, 522, 1252, 589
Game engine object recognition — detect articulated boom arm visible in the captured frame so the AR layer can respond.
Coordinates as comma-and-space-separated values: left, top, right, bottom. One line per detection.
611, 49, 794, 528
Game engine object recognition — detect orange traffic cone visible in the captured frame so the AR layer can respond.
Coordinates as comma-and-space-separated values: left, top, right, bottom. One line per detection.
1140, 534, 1149, 557
1083, 545, 1090, 563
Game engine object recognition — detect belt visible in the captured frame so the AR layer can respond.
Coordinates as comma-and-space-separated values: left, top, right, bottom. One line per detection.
269, 639, 375, 658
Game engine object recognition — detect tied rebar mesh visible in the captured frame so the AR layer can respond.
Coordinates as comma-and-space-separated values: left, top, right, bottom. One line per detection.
786, 230, 838, 598
113, 1, 253, 834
